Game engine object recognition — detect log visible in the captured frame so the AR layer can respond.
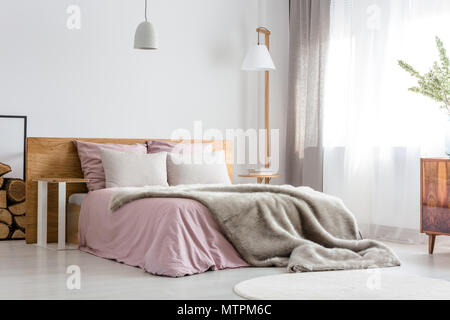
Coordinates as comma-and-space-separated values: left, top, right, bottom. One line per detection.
0, 162, 11, 177
0, 190, 6, 209
0, 209, 12, 225
4, 179, 25, 203
14, 215, 25, 230
0, 177, 3, 188
11, 229, 25, 239
0, 223, 10, 239
8, 201, 25, 215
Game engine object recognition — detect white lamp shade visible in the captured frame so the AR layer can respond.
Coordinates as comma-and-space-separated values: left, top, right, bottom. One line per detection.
241, 44, 275, 71
134, 21, 158, 50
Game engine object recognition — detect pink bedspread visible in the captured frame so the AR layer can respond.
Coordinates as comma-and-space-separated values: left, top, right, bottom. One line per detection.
78, 188, 248, 277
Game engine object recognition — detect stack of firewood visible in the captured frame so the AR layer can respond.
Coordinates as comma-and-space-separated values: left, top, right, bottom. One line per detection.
0, 162, 25, 240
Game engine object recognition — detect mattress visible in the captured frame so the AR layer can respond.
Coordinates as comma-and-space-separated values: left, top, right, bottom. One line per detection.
68, 193, 87, 206
78, 188, 248, 277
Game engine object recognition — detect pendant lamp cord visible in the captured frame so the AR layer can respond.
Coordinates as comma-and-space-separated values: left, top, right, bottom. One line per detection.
257, 26, 270, 45
144, 0, 148, 22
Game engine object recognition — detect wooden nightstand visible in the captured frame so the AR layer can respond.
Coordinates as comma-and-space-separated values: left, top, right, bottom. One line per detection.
238, 174, 280, 184
34, 178, 88, 250
420, 158, 450, 254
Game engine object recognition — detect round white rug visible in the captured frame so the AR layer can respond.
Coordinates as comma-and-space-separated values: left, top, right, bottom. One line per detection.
234, 270, 450, 300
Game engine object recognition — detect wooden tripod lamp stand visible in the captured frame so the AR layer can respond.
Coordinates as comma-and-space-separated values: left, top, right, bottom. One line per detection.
241, 27, 276, 169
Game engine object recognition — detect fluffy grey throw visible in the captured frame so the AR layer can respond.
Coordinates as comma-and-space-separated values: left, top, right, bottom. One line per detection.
110, 184, 400, 272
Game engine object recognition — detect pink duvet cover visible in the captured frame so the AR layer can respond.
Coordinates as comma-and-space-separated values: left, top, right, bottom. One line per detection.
78, 188, 248, 277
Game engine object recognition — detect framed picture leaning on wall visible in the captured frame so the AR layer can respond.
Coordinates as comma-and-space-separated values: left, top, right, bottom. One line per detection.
0, 115, 27, 180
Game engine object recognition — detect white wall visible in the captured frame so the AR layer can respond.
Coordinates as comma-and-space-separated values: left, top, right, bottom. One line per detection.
0, 0, 289, 183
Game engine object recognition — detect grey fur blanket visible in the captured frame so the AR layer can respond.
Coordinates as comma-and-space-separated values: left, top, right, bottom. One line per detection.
109, 184, 400, 272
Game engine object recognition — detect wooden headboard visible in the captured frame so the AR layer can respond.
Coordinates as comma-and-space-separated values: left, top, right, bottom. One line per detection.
25, 137, 233, 244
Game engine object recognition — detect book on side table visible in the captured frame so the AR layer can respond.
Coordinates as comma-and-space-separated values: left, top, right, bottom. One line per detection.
239, 168, 280, 184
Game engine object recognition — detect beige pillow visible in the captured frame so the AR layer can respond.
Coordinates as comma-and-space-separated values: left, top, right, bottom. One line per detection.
99, 148, 168, 188
167, 150, 231, 185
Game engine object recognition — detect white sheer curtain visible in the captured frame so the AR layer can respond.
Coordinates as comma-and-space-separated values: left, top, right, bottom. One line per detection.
323, 0, 450, 242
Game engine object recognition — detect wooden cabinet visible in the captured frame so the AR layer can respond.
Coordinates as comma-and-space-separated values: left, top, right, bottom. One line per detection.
420, 158, 450, 254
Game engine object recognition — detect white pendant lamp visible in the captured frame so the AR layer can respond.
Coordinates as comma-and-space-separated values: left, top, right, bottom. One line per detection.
241, 44, 275, 71
241, 28, 275, 71
134, 0, 158, 50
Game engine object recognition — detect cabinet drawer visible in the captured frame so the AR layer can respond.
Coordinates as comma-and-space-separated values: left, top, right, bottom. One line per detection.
421, 160, 450, 234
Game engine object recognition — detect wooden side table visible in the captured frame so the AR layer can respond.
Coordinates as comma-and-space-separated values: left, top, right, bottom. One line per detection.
420, 158, 450, 254
34, 178, 88, 250
238, 174, 280, 184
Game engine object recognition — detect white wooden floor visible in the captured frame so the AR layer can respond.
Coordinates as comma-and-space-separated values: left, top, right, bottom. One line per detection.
0, 239, 449, 299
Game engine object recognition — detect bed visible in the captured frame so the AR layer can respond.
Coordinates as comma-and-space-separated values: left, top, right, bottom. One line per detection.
25, 137, 400, 276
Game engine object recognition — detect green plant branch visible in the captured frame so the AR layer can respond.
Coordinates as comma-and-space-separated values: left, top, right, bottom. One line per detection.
398, 36, 450, 113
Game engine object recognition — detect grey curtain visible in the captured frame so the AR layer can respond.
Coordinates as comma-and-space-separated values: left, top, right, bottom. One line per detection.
286, 0, 330, 190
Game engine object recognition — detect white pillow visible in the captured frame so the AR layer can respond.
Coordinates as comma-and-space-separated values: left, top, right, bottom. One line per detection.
167, 150, 231, 185
99, 148, 168, 188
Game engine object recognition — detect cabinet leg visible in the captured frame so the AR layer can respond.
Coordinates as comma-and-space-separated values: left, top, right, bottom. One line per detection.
428, 234, 436, 254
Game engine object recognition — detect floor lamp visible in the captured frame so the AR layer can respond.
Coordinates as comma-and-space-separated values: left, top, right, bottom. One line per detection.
241, 27, 276, 169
